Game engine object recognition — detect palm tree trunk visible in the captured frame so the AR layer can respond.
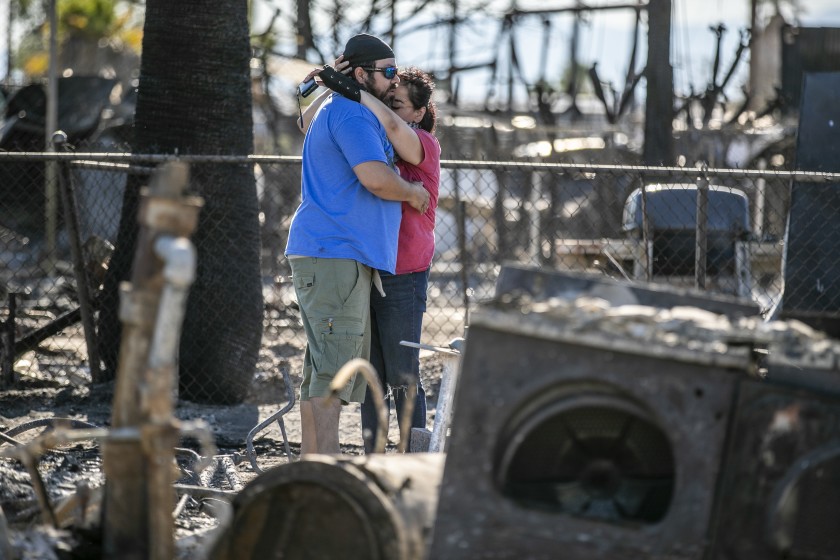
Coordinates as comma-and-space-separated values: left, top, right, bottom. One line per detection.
99, 0, 262, 404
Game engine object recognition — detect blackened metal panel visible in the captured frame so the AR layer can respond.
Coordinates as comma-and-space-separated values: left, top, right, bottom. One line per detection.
781, 27, 840, 112
793, 71, 840, 172
429, 310, 744, 560
781, 71, 840, 333
495, 264, 760, 318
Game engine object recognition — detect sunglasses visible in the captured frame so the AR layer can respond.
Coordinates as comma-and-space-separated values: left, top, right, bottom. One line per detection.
362, 66, 399, 79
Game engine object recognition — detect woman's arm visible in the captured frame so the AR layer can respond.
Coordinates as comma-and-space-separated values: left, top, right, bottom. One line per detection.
297, 58, 352, 134
358, 91, 425, 166
296, 69, 331, 134
306, 56, 425, 165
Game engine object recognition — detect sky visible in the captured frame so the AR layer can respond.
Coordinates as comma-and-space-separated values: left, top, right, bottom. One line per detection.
3, 0, 840, 107
382, 0, 840, 106
251, 0, 840, 108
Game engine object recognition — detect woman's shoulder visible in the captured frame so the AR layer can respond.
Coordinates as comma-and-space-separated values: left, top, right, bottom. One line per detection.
415, 129, 441, 153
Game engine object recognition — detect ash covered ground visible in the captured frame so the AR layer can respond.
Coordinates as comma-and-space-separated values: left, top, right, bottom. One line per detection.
0, 336, 449, 559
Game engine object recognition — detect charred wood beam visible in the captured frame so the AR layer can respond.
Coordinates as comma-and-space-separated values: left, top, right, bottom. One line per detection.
14, 307, 82, 357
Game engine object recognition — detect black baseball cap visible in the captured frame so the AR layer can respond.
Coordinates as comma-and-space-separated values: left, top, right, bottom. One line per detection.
342, 34, 395, 67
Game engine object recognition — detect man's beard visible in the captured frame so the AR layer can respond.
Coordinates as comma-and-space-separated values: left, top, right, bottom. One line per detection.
364, 74, 395, 103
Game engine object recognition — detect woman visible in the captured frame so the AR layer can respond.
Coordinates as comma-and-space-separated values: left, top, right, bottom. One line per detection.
298, 61, 440, 453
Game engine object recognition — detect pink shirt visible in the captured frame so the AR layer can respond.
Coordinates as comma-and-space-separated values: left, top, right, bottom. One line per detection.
395, 129, 440, 274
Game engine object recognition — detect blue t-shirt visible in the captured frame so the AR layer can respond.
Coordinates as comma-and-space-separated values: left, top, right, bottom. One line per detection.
285, 94, 402, 273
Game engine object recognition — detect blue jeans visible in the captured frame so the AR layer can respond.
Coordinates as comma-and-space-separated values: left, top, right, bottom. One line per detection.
361, 269, 429, 453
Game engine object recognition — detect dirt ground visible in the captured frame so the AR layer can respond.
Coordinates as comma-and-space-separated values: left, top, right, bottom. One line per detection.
0, 341, 450, 559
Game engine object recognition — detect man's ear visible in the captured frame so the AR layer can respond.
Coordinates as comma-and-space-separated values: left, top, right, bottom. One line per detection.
352, 67, 367, 84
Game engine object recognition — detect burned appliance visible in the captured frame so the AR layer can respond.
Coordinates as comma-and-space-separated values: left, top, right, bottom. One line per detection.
622, 183, 750, 277
777, 71, 840, 338
429, 266, 840, 560
708, 356, 840, 559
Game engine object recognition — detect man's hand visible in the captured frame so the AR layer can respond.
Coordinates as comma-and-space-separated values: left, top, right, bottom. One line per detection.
408, 182, 431, 214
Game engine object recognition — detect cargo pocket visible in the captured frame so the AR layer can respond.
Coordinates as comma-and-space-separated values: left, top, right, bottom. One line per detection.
295, 274, 315, 291
318, 317, 365, 374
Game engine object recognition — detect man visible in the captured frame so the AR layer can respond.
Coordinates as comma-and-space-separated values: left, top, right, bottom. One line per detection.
285, 33, 430, 455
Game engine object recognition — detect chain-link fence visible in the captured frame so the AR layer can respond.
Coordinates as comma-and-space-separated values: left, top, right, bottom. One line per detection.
2, 151, 838, 403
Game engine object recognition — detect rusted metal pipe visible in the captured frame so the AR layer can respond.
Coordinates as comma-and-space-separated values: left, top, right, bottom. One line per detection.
103, 161, 203, 560
149, 236, 195, 362
329, 359, 387, 453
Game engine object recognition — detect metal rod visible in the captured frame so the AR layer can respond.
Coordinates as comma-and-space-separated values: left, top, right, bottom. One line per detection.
42, 0, 58, 273
429, 354, 460, 452
0, 152, 836, 184
399, 340, 460, 355
54, 133, 102, 382
245, 367, 296, 473
695, 174, 709, 290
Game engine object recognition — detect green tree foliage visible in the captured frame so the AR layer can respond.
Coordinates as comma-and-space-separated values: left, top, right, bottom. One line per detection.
13, 0, 143, 78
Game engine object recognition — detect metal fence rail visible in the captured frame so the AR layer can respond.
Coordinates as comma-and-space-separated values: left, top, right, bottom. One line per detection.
1, 151, 838, 402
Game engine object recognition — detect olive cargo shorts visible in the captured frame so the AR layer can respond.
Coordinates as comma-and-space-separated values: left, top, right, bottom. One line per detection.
290, 257, 371, 403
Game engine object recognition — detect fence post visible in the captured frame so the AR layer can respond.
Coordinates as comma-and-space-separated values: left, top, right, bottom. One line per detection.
53, 132, 102, 383
452, 169, 470, 324
1, 293, 16, 388
754, 158, 766, 237
528, 170, 542, 265
639, 174, 653, 281
695, 170, 709, 290
457, 199, 470, 325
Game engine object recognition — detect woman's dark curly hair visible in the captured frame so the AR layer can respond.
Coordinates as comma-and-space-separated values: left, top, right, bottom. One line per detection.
399, 67, 437, 134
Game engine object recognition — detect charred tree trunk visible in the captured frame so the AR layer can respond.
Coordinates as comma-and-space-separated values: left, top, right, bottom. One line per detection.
643, 0, 674, 165
98, 0, 263, 404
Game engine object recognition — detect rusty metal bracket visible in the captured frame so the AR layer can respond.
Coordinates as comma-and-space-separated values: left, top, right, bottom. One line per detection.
244, 367, 296, 473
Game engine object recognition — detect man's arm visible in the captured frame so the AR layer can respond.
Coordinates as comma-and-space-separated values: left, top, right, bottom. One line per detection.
354, 161, 430, 213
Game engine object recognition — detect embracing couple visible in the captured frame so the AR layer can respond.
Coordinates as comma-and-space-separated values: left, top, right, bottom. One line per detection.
285, 33, 441, 456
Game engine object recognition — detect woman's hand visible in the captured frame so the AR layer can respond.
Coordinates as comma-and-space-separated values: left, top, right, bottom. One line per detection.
332, 55, 351, 76
302, 55, 352, 88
